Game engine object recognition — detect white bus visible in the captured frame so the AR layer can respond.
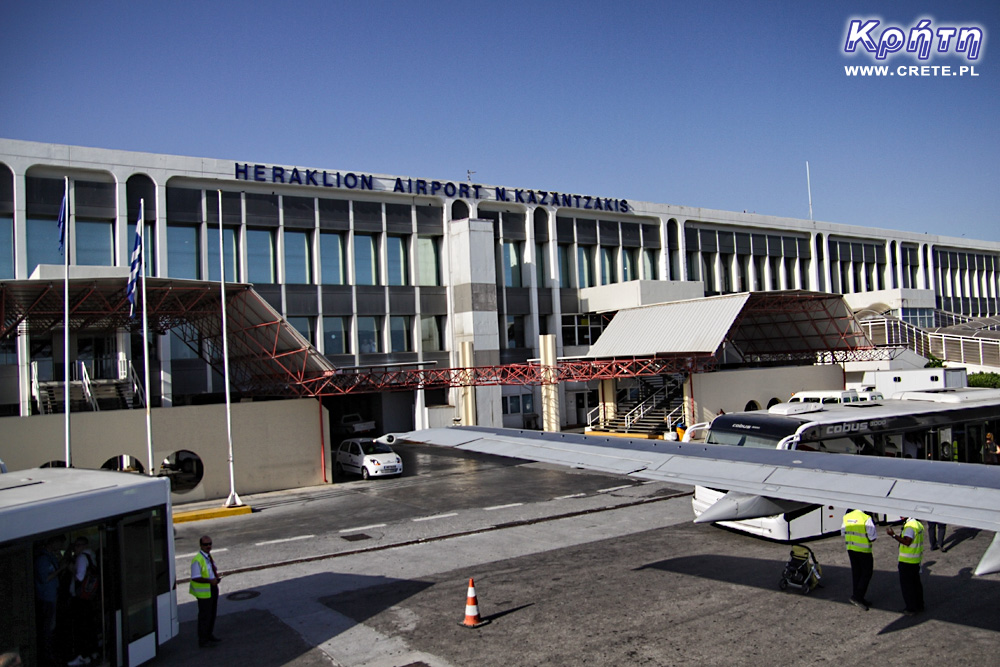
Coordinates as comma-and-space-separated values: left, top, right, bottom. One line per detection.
0, 468, 178, 667
691, 387, 1000, 540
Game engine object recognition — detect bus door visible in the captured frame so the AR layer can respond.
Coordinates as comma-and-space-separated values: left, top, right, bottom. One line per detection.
115, 513, 159, 667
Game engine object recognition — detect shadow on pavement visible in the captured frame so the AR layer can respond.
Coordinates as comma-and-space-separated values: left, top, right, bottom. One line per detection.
639, 554, 1000, 635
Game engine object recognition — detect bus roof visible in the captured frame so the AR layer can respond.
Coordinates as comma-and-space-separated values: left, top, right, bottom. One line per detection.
0, 468, 171, 544
712, 387, 1000, 444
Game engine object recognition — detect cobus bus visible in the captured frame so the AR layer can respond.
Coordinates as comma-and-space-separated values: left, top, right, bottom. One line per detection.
0, 468, 178, 666
690, 387, 1000, 540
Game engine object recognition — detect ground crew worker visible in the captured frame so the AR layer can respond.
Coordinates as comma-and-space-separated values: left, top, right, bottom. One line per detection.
888, 518, 925, 615
842, 508, 877, 610
190, 535, 223, 648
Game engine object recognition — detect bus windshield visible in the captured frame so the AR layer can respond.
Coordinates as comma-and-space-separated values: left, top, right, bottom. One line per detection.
705, 413, 800, 450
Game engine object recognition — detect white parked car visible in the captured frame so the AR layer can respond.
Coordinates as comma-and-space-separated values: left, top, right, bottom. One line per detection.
335, 438, 403, 479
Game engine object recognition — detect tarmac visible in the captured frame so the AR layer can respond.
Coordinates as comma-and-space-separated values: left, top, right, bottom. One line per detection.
162, 484, 1000, 666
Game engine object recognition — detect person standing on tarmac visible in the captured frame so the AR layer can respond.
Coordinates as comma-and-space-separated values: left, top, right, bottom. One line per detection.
888, 518, 925, 615
190, 535, 223, 648
842, 508, 878, 610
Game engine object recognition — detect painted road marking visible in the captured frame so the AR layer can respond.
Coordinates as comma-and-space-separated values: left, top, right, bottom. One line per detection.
484, 503, 524, 511
255, 535, 315, 546
339, 523, 387, 533
597, 485, 633, 494
554, 493, 587, 500
176, 547, 228, 559
413, 512, 459, 522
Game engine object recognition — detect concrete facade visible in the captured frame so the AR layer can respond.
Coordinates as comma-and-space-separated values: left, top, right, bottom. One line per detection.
0, 398, 329, 501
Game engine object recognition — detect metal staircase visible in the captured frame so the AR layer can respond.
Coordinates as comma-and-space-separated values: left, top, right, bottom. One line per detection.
589, 374, 686, 437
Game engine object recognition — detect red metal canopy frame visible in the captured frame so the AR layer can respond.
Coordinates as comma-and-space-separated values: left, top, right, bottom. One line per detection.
1, 280, 893, 398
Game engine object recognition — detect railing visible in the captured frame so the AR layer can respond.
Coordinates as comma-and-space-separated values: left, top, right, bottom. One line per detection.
30, 361, 46, 414
624, 386, 665, 429
861, 318, 1000, 368
128, 361, 146, 408
78, 362, 100, 412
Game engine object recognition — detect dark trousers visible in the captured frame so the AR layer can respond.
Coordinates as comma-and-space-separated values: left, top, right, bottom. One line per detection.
898, 562, 924, 612
848, 550, 874, 602
928, 523, 947, 549
197, 586, 219, 644
70, 596, 97, 658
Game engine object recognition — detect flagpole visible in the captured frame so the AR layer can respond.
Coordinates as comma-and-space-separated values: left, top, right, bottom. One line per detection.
139, 200, 154, 475
62, 177, 71, 468
219, 191, 241, 507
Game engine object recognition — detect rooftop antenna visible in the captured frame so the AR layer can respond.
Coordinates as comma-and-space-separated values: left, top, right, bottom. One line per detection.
806, 161, 814, 220
467, 170, 476, 182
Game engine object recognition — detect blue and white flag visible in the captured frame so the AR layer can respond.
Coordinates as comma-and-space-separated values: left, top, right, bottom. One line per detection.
56, 190, 67, 255
127, 214, 143, 318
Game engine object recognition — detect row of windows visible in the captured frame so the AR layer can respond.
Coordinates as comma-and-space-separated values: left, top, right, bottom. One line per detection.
172, 314, 445, 357
166, 224, 443, 287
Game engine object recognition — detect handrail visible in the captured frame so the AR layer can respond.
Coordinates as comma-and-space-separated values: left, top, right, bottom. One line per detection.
30, 361, 44, 414
79, 362, 100, 411
128, 361, 146, 408
861, 318, 1000, 368
624, 386, 665, 429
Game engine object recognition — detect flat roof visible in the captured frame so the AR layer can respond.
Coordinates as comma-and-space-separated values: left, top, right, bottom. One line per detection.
0, 468, 170, 543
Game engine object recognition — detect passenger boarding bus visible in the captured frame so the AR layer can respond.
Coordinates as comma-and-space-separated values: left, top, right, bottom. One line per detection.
691, 387, 1000, 540
0, 468, 178, 667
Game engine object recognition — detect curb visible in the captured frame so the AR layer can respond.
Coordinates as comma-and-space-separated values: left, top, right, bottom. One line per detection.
173, 505, 253, 524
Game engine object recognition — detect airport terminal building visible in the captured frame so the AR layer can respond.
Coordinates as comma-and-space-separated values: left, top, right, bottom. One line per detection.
2, 137, 1000, 436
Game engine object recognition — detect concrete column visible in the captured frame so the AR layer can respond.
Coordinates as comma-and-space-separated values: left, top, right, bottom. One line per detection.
449, 217, 500, 426
459, 340, 476, 425
540, 334, 559, 432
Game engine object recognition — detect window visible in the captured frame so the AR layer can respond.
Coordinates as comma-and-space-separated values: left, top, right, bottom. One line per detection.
535, 242, 548, 287
505, 315, 525, 348
389, 315, 411, 351
503, 241, 522, 287
502, 393, 535, 414
247, 228, 276, 283
75, 219, 113, 266
686, 251, 700, 281
320, 232, 345, 284
323, 316, 349, 354
26, 218, 63, 272
577, 246, 595, 287
287, 316, 314, 344
354, 233, 379, 286
284, 230, 312, 284
207, 226, 237, 281
170, 331, 199, 360
600, 247, 617, 285
416, 236, 440, 286
357, 316, 381, 353
558, 244, 571, 286
420, 315, 444, 351
0, 216, 13, 278
167, 224, 200, 279
622, 247, 638, 282
642, 249, 658, 280
387, 236, 409, 286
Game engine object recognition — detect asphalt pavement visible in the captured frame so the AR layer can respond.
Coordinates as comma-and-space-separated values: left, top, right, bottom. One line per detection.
159, 444, 1000, 667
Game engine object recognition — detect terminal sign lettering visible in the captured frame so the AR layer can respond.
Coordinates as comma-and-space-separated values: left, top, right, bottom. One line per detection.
235, 162, 630, 213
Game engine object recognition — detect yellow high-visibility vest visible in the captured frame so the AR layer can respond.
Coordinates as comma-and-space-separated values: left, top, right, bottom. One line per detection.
189, 552, 212, 599
898, 518, 924, 564
843, 510, 873, 553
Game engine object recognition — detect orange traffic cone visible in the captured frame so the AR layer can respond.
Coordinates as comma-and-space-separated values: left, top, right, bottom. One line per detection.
459, 577, 490, 628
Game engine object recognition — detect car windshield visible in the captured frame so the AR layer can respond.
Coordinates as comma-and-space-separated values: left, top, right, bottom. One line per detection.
361, 441, 394, 455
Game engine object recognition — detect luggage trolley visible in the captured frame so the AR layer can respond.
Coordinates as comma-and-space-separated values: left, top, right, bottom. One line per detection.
778, 544, 823, 594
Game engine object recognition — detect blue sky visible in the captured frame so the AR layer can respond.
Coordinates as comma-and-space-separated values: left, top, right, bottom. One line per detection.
2, 1, 997, 239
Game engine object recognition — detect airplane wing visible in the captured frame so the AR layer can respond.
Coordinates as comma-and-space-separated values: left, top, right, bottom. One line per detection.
385, 425, 1000, 576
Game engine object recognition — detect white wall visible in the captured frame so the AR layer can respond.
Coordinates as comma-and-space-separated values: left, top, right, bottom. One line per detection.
0, 398, 330, 503
687, 366, 844, 424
